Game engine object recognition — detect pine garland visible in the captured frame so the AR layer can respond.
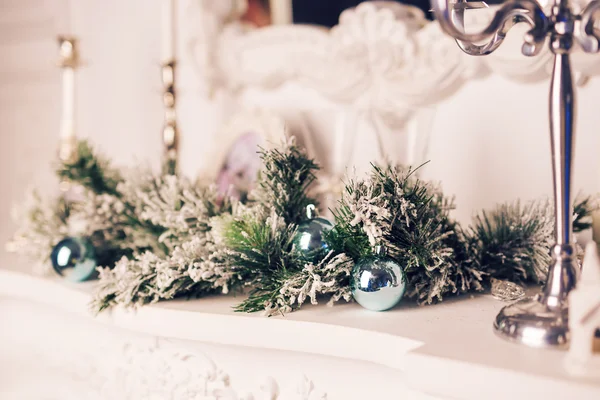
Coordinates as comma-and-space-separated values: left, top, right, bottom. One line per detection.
7, 138, 598, 317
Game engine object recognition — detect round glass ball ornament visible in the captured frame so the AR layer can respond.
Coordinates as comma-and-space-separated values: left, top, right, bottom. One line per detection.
293, 205, 333, 262
50, 237, 97, 282
351, 246, 407, 311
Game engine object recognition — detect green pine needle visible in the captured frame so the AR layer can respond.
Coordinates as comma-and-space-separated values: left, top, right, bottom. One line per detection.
253, 141, 319, 225
57, 140, 121, 196
573, 194, 596, 233
327, 163, 465, 304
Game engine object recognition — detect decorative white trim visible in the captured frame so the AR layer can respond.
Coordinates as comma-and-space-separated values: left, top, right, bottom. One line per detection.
186, 2, 474, 128
14, 327, 324, 400
186, 2, 600, 115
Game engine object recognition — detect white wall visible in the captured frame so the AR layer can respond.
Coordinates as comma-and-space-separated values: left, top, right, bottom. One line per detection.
425, 74, 600, 223
0, 0, 61, 251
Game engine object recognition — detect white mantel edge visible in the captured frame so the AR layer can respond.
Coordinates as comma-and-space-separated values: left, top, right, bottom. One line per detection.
0, 269, 422, 371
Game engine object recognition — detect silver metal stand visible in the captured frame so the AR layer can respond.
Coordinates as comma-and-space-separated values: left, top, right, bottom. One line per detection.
430, 0, 600, 347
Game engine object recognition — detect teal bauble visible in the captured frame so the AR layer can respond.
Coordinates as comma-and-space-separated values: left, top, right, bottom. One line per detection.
50, 237, 97, 282
293, 205, 333, 262
351, 246, 406, 311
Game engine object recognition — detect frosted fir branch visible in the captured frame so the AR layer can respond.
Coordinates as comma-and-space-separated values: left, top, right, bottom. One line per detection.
91, 233, 238, 313
270, 252, 354, 315
91, 176, 237, 312
221, 140, 325, 314
467, 199, 554, 284
330, 164, 464, 305
57, 140, 122, 196
241, 252, 354, 317
225, 204, 325, 313
125, 173, 231, 251
252, 137, 319, 226
573, 193, 598, 233
222, 207, 296, 277
7, 190, 71, 275
347, 180, 392, 246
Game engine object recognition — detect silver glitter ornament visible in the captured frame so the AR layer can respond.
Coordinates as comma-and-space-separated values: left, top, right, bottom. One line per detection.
50, 237, 97, 282
351, 246, 406, 311
293, 205, 333, 262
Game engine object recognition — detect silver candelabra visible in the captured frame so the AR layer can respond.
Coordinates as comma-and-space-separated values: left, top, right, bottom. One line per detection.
431, 0, 600, 347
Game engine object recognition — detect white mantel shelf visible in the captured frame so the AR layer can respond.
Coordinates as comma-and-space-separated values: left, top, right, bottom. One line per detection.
1, 267, 599, 400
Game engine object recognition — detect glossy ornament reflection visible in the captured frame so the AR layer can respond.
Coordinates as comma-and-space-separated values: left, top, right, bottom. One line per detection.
50, 237, 97, 282
293, 205, 333, 262
351, 246, 406, 311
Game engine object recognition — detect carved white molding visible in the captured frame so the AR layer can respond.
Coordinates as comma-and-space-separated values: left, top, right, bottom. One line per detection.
27, 332, 326, 400
186, 1, 475, 129
187, 1, 600, 107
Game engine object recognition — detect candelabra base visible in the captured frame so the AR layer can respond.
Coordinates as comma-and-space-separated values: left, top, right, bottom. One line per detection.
494, 294, 570, 348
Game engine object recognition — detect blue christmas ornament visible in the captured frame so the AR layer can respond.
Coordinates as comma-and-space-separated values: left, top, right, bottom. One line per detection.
50, 237, 97, 282
293, 205, 333, 262
351, 246, 406, 311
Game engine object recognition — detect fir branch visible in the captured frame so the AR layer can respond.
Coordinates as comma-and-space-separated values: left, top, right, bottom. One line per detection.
57, 140, 122, 196
136, 175, 232, 250
237, 252, 354, 316
91, 235, 236, 313
7, 191, 71, 274
467, 200, 553, 284
465, 196, 593, 286
223, 208, 301, 313
90, 178, 236, 312
573, 194, 597, 233
328, 164, 468, 304
252, 138, 319, 225
217, 139, 354, 315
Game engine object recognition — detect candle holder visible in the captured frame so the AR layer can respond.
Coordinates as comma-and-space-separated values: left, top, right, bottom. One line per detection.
431, 0, 600, 348
161, 60, 179, 175
57, 36, 80, 165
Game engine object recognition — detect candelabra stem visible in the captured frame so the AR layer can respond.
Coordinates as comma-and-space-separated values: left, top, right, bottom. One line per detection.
549, 53, 574, 248
161, 60, 179, 175
494, 51, 580, 347
544, 53, 579, 306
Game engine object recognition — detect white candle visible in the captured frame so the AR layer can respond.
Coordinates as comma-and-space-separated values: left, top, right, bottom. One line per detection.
162, 0, 177, 62
269, 0, 293, 25
60, 66, 75, 140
